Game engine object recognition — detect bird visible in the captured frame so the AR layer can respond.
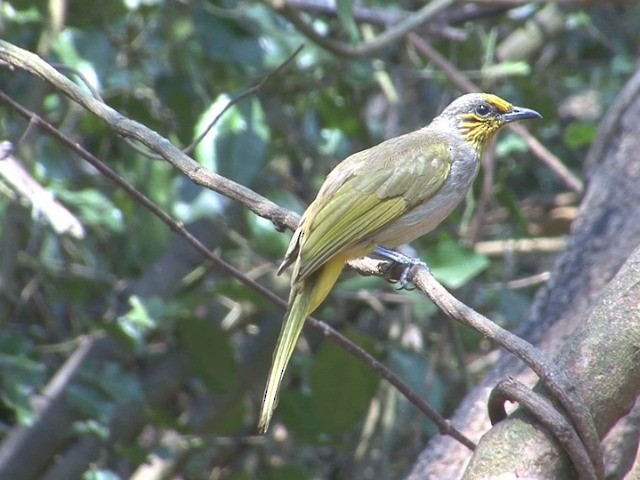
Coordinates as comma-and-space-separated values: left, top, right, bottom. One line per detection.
258, 92, 541, 433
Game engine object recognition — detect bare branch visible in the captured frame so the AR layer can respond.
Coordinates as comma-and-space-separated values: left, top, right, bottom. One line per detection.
273, 0, 455, 58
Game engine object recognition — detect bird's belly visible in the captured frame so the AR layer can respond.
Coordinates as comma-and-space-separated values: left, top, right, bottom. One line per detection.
372, 155, 480, 247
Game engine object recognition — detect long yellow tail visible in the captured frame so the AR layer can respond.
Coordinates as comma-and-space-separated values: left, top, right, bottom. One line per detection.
258, 255, 347, 433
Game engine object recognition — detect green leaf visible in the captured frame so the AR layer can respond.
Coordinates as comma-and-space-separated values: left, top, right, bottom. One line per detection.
194, 95, 270, 187
423, 240, 489, 289
177, 317, 237, 393
108, 296, 162, 351
307, 329, 379, 434
563, 121, 597, 149
54, 188, 124, 232
193, 9, 264, 68
82, 467, 122, 480
0, 334, 45, 425
337, 0, 360, 43
496, 132, 529, 158
73, 419, 110, 440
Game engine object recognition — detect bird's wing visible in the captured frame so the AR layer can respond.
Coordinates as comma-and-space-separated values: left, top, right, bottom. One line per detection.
293, 134, 451, 283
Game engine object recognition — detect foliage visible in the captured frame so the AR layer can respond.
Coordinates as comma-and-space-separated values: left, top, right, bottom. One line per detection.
0, 1, 638, 479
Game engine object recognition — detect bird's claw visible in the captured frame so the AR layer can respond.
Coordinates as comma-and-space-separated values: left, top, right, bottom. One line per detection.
374, 246, 429, 291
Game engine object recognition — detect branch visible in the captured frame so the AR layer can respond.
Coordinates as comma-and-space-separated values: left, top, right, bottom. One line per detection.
406, 54, 640, 480
272, 0, 455, 58
463, 246, 640, 478
0, 143, 84, 238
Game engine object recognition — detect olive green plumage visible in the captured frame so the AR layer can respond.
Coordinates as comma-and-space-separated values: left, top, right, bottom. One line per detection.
258, 93, 541, 433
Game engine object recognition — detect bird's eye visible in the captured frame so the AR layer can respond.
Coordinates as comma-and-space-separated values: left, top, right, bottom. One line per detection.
475, 103, 492, 117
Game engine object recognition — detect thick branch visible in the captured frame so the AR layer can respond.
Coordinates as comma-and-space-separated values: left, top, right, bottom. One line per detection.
463, 246, 640, 478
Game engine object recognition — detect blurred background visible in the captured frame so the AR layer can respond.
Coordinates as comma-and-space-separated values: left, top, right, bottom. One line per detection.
0, 1, 638, 479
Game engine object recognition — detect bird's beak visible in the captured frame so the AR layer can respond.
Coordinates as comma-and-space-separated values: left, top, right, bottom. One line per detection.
503, 106, 542, 123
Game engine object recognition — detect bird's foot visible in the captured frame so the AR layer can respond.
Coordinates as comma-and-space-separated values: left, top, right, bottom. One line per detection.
374, 246, 429, 291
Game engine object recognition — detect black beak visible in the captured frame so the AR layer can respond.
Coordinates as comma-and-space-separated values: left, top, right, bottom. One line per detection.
503, 106, 542, 123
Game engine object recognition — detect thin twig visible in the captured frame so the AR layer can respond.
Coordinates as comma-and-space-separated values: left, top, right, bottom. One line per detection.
282, 0, 470, 41
274, 0, 455, 58
53, 48, 304, 160
180, 45, 304, 157
482, 271, 551, 290
474, 237, 567, 256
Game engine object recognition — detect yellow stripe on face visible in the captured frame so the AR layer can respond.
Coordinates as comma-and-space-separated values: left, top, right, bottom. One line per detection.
481, 93, 513, 114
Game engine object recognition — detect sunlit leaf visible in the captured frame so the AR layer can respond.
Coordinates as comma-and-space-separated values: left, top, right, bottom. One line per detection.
73, 419, 110, 440
337, 0, 360, 43
107, 296, 163, 351
54, 188, 124, 232
423, 240, 489, 289
197, 96, 269, 186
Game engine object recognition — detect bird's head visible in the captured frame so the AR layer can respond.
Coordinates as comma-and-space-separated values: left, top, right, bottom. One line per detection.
435, 93, 542, 153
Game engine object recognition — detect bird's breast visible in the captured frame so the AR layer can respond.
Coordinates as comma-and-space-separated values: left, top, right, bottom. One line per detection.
372, 149, 480, 247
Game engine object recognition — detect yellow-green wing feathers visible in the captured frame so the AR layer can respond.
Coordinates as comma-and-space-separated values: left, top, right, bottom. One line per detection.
296, 193, 405, 281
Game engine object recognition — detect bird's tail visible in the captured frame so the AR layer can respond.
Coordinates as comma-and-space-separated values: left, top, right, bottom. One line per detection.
258, 255, 347, 433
